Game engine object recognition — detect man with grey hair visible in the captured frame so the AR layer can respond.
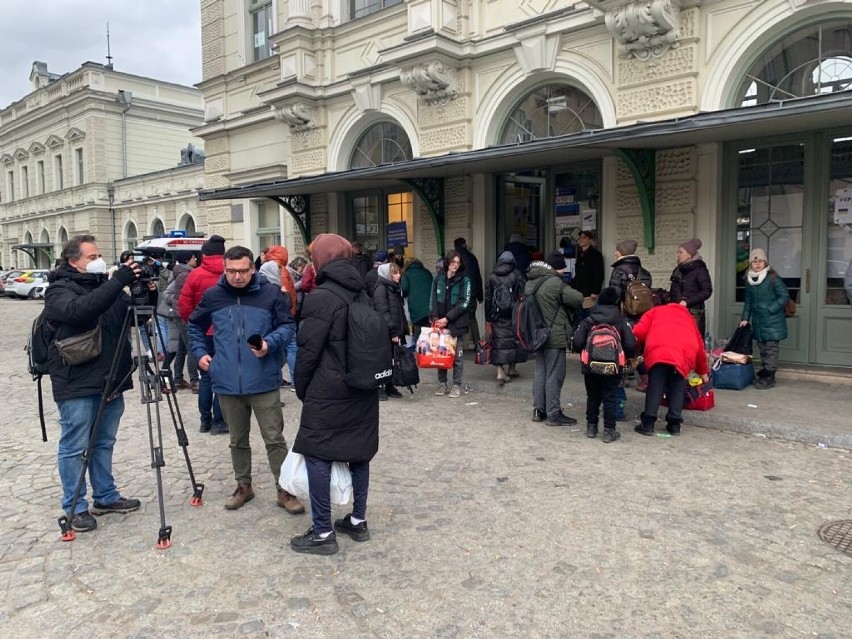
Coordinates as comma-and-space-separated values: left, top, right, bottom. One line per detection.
43, 235, 154, 533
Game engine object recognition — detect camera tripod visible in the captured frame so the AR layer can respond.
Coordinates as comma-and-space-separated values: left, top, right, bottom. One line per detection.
58, 303, 204, 548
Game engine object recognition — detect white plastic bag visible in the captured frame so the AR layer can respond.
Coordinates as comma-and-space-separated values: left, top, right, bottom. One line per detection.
279, 449, 353, 506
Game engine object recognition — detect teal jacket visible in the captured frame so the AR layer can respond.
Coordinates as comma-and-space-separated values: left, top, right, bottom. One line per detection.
401, 260, 434, 323
524, 262, 583, 349
431, 272, 472, 337
742, 270, 789, 342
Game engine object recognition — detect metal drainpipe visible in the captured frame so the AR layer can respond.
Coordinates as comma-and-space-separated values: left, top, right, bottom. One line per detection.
117, 90, 132, 178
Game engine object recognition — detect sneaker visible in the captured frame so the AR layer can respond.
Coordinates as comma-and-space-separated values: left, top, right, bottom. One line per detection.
386, 386, 403, 398
277, 488, 306, 514
210, 421, 229, 435
199, 419, 212, 434
448, 385, 462, 398
586, 424, 599, 438
91, 497, 141, 515
531, 409, 546, 423
290, 528, 339, 555
224, 483, 254, 510
546, 413, 578, 427
602, 429, 621, 443
334, 514, 370, 542
435, 383, 448, 396
70, 510, 98, 532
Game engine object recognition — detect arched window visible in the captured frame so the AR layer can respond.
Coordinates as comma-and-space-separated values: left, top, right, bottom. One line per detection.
151, 218, 165, 237
499, 84, 602, 145
349, 122, 412, 169
58, 226, 68, 246
736, 20, 852, 106
125, 222, 138, 251
179, 214, 196, 235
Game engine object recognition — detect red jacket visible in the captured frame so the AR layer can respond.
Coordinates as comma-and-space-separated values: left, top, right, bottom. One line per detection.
179, 255, 224, 335
632, 303, 709, 378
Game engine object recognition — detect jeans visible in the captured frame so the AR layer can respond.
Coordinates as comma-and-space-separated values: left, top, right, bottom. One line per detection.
155, 316, 169, 355
218, 390, 288, 484
174, 321, 199, 383
642, 363, 686, 426
198, 334, 222, 424
437, 344, 464, 386
56, 395, 125, 513
305, 456, 370, 534
584, 374, 621, 429
283, 330, 297, 382
533, 347, 567, 419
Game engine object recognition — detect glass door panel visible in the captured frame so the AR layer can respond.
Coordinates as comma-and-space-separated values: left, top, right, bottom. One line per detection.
499, 176, 544, 253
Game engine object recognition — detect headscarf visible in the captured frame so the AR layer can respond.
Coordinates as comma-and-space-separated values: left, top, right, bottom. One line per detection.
265, 245, 297, 316
309, 233, 353, 273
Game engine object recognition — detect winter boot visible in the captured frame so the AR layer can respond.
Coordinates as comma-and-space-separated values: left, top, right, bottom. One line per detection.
666, 422, 682, 436
586, 423, 599, 438
602, 428, 621, 443
634, 412, 655, 436
756, 370, 776, 390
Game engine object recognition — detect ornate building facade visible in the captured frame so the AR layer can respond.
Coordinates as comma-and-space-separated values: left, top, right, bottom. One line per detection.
0, 62, 206, 268
195, 0, 852, 367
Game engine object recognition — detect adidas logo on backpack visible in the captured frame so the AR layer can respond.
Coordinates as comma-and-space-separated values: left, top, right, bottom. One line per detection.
581, 323, 626, 376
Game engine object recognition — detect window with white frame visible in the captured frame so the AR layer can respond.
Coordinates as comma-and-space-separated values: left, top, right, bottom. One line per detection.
249, 0, 274, 62
255, 200, 281, 249
37, 160, 45, 194
75, 148, 84, 185
54, 154, 63, 190
350, 0, 402, 20
21, 166, 29, 198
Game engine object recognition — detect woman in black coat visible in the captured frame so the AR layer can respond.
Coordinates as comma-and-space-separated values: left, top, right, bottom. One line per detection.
669, 238, 713, 338
373, 262, 408, 399
291, 234, 377, 555
484, 251, 526, 384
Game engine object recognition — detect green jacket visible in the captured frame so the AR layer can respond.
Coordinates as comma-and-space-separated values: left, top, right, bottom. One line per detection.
742, 270, 789, 342
400, 260, 434, 323
524, 262, 583, 348
431, 272, 472, 337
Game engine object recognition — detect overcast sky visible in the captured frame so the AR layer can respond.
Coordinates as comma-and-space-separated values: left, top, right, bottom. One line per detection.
0, 1, 202, 108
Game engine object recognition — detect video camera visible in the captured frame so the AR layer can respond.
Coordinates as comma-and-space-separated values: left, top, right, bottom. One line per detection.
127, 248, 166, 306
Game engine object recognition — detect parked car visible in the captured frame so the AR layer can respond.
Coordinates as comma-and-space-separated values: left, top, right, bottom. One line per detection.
1, 270, 27, 296
6, 270, 50, 299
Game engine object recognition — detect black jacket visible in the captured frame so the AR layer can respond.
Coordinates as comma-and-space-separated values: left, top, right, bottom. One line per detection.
457, 246, 483, 303
669, 258, 713, 310
572, 245, 605, 297
571, 302, 637, 359
43, 264, 147, 401
350, 253, 372, 279
293, 259, 379, 463
373, 276, 408, 339
608, 255, 652, 303
484, 259, 526, 365
364, 267, 379, 298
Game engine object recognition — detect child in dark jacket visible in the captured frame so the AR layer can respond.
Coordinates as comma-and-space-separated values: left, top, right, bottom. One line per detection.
571, 287, 637, 442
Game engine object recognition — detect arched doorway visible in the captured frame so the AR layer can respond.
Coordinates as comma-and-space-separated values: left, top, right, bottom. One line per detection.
38, 229, 51, 268
125, 221, 138, 252
178, 213, 196, 236
724, 19, 852, 366
348, 121, 414, 255
151, 218, 165, 238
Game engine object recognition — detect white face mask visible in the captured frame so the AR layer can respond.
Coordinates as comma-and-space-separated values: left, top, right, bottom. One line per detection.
85, 257, 107, 274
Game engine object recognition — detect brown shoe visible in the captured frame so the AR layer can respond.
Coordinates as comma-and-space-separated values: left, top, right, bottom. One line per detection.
190, 382, 200, 394
224, 483, 254, 510
175, 380, 191, 390
277, 488, 305, 514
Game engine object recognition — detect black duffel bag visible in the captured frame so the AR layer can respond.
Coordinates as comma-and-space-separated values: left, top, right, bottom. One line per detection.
726, 324, 753, 356
392, 343, 420, 392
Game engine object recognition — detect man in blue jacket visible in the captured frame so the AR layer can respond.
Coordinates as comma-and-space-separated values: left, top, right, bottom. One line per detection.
188, 246, 303, 514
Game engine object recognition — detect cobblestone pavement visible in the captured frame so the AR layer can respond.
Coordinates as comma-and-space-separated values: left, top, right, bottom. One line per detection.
1, 300, 850, 638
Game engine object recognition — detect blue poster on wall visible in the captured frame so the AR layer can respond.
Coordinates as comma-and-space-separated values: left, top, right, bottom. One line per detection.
386, 221, 409, 247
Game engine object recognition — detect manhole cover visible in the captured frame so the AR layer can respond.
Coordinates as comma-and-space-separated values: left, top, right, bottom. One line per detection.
817, 520, 852, 557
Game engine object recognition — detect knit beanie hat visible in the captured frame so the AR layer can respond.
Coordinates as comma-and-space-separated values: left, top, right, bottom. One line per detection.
310, 233, 352, 273
175, 250, 194, 264
545, 251, 567, 271
616, 239, 638, 256
201, 234, 226, 256
679, 238, 702, 257
597, 286, 620, 306
749, 248, 768, 264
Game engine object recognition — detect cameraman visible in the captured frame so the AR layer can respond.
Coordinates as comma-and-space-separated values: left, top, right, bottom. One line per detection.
43, 235, 156, 533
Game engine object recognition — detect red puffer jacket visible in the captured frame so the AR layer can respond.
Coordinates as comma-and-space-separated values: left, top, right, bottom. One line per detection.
632, 303, 709, 378
178, 255, 224, 335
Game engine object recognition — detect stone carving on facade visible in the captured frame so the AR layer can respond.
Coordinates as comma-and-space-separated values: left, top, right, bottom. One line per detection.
272, 103, 315, 132
605, 0, 681, 61
400, 61, 459, 107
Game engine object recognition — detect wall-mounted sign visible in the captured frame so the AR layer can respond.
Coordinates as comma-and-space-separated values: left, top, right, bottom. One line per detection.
386, 221, 408, 246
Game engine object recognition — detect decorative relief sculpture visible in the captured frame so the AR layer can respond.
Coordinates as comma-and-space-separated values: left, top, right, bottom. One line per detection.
400, 61, 459, 107
272, 103, 315, 132
605, 0, 681, 60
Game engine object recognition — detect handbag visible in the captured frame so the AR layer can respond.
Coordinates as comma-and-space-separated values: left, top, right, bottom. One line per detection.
156, 294, 177, 319
392, 343, 420, 390
726, 324, 753, 355
474, 338, 492, 365
661, 380, 715, 411
55, 324, 102, 366
415, 324, 457, 369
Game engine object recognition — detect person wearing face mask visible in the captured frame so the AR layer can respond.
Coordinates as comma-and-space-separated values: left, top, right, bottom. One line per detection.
373, 262, 408, 399
42, 234, 157, 534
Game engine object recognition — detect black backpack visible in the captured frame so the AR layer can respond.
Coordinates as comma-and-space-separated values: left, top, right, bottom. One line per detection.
490, 281, 514, 320
391, 343, 420, 392
329, 289, 393, 391
512, 278, 559, 353
25, 312, 53, 442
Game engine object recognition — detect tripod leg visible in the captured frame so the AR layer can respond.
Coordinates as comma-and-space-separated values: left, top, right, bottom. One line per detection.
161, 381, 205, 506
58, 309, 134, 541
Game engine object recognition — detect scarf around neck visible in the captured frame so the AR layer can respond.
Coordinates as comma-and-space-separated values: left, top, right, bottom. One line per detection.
747, 267, 769, 286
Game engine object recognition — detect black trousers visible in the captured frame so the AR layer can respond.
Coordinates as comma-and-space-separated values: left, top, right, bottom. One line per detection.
305, 456, 369, 534
584, 374, 621, 429
642, 363, 686, 426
